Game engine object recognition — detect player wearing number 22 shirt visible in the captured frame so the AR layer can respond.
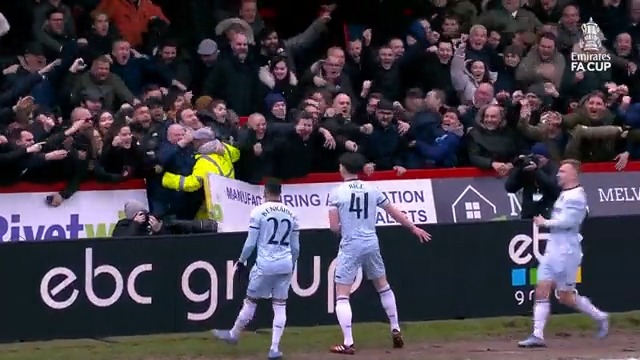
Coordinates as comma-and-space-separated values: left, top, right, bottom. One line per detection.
213, 179, 299, 360
327, 153, 431, 355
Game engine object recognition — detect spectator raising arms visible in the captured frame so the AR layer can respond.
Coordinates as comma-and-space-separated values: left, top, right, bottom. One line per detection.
0, 0, 639, 222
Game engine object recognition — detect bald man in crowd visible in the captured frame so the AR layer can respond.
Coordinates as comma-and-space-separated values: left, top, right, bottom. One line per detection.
157, 123, 199, 219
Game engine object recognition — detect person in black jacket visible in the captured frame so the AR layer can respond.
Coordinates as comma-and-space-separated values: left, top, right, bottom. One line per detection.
111, 199, 169, 237
1, 112, 93, 205
203, 33, 262, 116
504, 143, 562, 219
0, 134, 46, 186
235, 113, 277, 184
360, 99, 409, 175
270, 111, 333, 179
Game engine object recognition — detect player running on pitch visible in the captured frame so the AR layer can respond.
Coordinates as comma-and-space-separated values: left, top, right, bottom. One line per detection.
518, 159, 609, 348
327, 152, 431, 355
213, 179, 299, 360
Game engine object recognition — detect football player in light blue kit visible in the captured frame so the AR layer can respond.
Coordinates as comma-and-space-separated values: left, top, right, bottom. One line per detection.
213, 179, 299, 360
327, 153, 431, 355
518, 159, 609, 348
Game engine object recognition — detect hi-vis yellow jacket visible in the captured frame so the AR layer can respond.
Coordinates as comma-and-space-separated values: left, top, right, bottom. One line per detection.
162, 143, 240, 192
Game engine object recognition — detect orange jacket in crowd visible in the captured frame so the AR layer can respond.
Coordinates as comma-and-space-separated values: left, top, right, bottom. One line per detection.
96, 0, 170, 47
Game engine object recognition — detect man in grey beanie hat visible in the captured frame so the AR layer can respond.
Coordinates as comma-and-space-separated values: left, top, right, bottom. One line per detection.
124, 200, 148, 220
112, 200, 168, 237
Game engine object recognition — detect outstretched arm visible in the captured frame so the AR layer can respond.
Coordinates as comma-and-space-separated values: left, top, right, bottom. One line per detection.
381, 202, 432, 242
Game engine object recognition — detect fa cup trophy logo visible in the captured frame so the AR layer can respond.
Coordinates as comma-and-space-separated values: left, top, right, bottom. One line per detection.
580, 18, 602, 53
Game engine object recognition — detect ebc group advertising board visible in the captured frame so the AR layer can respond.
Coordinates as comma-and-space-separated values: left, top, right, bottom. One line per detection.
205, 174, 438, 232
1, 217, 638, 342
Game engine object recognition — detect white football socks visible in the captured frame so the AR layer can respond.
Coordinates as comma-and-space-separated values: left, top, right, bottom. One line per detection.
230, 300, 257, 338
575, 295, 607, 320
532, 299, 550, 339
335, 296, 354, 346
271, 302, 287, 352
378, 285, 400, 331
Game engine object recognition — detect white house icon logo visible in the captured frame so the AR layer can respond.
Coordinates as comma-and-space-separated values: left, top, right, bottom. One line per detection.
451, 185, 497, 223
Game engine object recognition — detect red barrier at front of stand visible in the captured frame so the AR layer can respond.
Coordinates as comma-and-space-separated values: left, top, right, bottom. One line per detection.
1, 161, 638, 194
285, 161, 640, 184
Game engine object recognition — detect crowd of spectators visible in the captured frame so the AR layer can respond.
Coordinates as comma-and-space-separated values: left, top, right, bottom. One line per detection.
0, 0, 639, 221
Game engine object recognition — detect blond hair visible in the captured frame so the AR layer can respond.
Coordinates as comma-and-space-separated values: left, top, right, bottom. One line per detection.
561, 159, 582, 173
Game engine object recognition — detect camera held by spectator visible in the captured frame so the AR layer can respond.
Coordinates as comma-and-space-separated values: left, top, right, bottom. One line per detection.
162, 217, 219, 234
112, 199, 169, 237
504, 143, 562, 220
112, 200, 219, 237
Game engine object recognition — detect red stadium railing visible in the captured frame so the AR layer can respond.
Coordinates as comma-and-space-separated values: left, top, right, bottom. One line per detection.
1, 161, 638, 194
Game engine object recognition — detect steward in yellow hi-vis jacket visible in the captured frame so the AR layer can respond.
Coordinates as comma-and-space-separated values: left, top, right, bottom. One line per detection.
162, 128, 240, 218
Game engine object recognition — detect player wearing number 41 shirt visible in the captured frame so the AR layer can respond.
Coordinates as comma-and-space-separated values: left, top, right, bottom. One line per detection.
327, 153, 431, 355
518, 159, 609, 349
212, 179, 299, 360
